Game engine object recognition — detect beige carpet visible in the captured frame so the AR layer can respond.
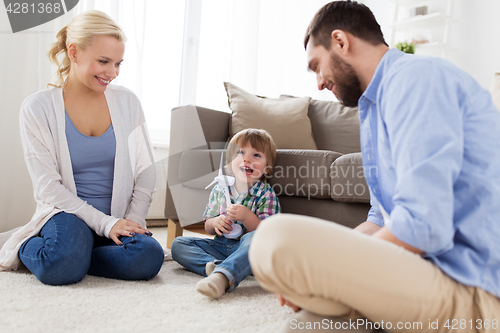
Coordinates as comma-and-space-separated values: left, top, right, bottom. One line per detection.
0, 227, 292, 333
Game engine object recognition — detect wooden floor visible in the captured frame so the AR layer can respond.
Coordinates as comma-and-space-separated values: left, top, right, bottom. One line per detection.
184, 223, 211, 236
148, 219, 211, 248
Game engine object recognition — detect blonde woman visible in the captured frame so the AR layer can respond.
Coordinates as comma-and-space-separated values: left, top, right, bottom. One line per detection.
0, 10, 164, 285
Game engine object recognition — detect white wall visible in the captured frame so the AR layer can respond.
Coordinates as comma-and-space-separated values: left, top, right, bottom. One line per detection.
0, 30, 39, 232
0, 12, 72, 232
364, 0, 500, 89
448, 0, 500, 89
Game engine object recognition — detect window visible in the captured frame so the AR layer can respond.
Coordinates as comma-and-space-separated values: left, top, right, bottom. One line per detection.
77, 0, 335, 145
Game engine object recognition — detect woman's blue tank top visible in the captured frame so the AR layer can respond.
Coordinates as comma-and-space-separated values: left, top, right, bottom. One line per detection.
65, 111, 116, 215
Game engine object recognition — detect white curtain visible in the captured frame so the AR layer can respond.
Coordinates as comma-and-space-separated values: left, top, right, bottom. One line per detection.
77, 0, 185, 145
193, 0, 337, 113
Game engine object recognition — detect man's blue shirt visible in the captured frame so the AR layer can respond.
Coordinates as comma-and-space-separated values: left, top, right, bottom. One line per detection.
359, 48, 500, 298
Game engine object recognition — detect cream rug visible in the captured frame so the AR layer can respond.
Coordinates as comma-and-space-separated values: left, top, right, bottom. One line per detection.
0, 228, 292, 333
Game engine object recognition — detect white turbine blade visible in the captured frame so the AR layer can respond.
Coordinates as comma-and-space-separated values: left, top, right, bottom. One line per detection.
205, 179, 217, 190
223, 189, 231, 208
218, 152, 224, 176
225, 175, 235, 186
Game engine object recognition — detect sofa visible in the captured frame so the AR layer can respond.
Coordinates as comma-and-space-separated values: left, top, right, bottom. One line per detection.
164, 83, 372, 247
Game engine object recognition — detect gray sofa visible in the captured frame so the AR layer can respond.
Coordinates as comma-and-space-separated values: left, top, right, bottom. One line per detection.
164, 98, 371, 247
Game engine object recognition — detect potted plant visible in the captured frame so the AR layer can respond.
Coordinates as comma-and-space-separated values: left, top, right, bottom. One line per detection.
395, 41, 415, 54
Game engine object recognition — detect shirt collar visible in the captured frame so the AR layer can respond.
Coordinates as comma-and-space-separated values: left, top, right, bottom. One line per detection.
229, 180, 266, 198
248, 180, 266, 197
361, 48, 405, 104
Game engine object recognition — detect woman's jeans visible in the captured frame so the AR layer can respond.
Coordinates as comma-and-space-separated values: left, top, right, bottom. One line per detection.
18, 212, 164, 286
171, 231, 254, 292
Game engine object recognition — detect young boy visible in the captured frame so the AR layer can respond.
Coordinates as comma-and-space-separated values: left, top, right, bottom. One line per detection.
171, 128, 281, 299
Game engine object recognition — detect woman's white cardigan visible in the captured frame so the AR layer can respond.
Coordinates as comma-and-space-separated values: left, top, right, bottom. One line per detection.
0, 85, 156, 271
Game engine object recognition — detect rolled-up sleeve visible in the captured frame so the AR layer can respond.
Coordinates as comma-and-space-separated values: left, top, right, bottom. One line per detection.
367, 189, 384, 227
381, 62, 463, 255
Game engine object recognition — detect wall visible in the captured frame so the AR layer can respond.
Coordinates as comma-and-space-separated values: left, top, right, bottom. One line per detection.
364, 0, 500, 89
448, 0, 500, 88
0, 12, 72, 232
0, 29, 39, 232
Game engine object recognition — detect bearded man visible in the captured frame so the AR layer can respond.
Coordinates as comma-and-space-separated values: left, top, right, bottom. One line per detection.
249, 1, 500, 332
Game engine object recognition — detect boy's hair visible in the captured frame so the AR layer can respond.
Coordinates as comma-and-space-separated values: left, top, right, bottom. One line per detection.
226, 128, 277, 180
304, 0, 387, 50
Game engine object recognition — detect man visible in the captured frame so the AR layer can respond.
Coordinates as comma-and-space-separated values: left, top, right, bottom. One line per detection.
249, 1, 500, 332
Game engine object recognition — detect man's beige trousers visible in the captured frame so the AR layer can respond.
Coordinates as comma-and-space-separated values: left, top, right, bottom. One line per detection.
249, 214, 500, 333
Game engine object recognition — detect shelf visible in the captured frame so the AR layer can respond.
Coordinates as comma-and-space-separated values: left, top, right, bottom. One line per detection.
388, 12, 447, 30
415, 41, 444, 55
389, 0, 453, 59
415, 41, 443, 50
388, 0, 434, 6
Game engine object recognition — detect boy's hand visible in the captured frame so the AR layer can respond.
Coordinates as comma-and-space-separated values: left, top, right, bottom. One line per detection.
227, 204, 251, 222
213, 214, 233, 236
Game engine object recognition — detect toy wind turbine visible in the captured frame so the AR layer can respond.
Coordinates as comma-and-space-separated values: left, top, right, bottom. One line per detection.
205, 153, 235, 211
205, 152, 242, 238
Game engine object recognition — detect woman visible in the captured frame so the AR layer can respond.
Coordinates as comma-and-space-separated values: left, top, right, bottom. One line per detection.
0, 10, 164, 285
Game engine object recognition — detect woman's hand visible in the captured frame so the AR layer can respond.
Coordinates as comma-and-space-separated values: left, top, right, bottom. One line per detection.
227, 204, 250, 222
212, 215, 233, 236
276, 294, 301, 312
109, 219, 153, 245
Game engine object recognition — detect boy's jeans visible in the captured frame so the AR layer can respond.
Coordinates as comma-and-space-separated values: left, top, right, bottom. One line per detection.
18, 212, 165, 285
171, 231, 254, 291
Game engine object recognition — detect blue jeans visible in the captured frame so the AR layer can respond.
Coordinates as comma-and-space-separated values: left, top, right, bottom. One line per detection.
171, 231, 254, 291
18, 212, 164, 286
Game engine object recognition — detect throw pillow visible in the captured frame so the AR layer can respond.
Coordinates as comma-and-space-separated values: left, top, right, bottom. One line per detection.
281, 95, 361, 154
490, 72, 500, 112
224, 82, 317, 149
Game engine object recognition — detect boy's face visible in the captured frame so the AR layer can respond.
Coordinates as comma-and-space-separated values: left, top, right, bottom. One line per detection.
230, 144, 269, 187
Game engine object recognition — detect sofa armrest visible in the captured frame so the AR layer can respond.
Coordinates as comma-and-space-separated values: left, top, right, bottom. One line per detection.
330, 153, 370, 203
165, 105, 231, 222
195, 105, 231, 148
169, 105, 230, 153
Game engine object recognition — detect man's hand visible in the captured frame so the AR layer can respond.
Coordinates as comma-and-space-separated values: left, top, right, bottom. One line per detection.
354, 221, 382, 235
276, 294, 301, 312
109, 219, 153, 245
227, 204, 251, 222
373, 226, 425, 254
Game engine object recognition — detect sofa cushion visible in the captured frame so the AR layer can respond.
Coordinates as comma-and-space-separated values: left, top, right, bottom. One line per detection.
281, 95, 361, 154
278, 196, 370, 228
269, 149, 342, 199
490, 72, 500, 112
179, 148, 343, 201
330, 153, 370, 203
224, 82, 317, 150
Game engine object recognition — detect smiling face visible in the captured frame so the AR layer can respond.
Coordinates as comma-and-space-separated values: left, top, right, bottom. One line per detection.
68, 35, 124, 93
306, 38, 362, 107
230, 144, 269, 189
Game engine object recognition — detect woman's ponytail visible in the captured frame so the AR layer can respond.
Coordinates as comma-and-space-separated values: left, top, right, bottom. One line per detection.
47, 26, 70, 88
